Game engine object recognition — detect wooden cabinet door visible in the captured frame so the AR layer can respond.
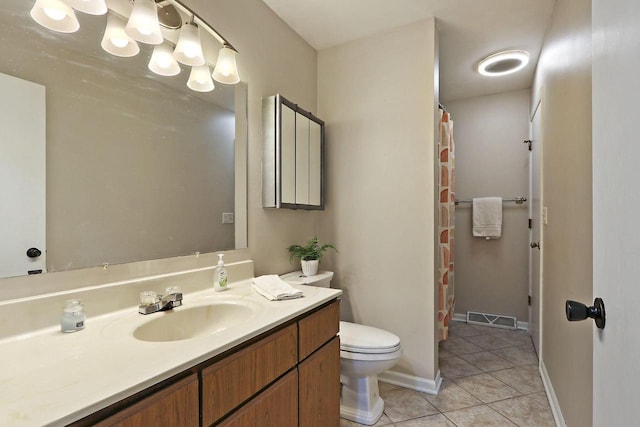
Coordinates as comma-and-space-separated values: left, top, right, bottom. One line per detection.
298, 337, 340, 427
217, 370, 298, 427
94, 375, 198, 427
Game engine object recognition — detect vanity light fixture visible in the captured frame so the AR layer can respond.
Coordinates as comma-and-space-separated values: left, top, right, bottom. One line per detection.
477, 50, 530, 77
30, 0, 80, 33
212, 45, 240, 84
173, 21, 205, 66
29, 0, 240, 92
148, 43, 181, 76
187, 65, 215, 92
125, 0, 163, 45
101, 13, 140, 57
66, 0, 107, 16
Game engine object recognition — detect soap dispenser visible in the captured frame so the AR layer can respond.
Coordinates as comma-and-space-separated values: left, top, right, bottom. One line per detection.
214, 254, 228, 292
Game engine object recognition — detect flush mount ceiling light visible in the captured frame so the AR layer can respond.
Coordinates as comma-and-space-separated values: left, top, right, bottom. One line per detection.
29, 0, 240, 93
477, 50, 530, 77
30, 0, 80, 33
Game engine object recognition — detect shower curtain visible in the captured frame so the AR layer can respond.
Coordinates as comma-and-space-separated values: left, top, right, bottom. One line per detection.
438, 108, 455, 341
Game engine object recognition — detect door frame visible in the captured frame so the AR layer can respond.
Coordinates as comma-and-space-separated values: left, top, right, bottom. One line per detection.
529, 95, 543, 357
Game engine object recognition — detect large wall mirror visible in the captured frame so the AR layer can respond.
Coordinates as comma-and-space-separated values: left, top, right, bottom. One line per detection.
0, 0, 247, 280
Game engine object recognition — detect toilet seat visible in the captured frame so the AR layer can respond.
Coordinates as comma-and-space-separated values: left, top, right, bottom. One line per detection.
339, 321, 401, 355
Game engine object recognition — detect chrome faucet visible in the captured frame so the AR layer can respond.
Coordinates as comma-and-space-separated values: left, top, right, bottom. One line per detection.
138, 288, 183, 315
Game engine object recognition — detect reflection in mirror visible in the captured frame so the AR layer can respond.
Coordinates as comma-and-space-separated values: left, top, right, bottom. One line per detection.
0, 1, 247, 279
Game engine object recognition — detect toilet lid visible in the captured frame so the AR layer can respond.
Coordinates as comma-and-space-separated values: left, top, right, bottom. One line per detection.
339, 321, 401, 354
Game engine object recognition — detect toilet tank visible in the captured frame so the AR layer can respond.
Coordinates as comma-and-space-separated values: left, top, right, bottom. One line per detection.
280, 270, 333, 288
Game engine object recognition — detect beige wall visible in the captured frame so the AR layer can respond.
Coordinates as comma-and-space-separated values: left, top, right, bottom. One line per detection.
317, 19, 439, 382
532, 0, 593, 425
188, 0, 324, 276
448, 90, 530, 323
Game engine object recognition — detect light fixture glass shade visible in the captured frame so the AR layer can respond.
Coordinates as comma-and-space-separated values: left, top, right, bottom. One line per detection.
173, 23, 205, 66
477, 50, 530, 77
212, 45, 240, 84
187, 65, 214, 92
67, 0, 107, 15
148, 43, 181, 76
101, 13, 140, 57
125, 0, 163, 45
30, 0, 80, 33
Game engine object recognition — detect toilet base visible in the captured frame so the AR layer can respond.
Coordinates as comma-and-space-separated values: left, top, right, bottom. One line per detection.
340, 373, 385, 426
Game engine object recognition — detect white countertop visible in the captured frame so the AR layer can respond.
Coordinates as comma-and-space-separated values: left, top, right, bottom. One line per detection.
0, 280, 341, 427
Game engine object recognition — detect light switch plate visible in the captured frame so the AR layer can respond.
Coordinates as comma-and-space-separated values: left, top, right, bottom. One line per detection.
222, 213, 234, 224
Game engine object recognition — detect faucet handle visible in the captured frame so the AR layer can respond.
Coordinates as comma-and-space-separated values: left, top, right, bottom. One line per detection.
140, 290, 158, 306
165, 285, 181, 295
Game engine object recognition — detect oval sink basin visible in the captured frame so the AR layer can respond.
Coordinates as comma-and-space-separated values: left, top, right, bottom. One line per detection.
133, 301, 258, 342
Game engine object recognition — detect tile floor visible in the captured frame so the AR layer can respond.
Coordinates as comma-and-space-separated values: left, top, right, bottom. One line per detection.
340, 321, 556, 427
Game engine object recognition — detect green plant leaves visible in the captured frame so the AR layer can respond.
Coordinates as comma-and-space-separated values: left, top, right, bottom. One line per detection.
286, 236, 337, 263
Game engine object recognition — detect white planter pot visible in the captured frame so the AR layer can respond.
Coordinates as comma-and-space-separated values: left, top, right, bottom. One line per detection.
301, 260, 319, 277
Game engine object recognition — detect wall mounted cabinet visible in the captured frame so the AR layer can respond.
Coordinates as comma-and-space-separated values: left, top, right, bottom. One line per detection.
263, 94, 324, 209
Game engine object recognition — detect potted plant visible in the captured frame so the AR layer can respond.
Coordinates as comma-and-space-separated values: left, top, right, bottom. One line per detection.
287, 236, 337, 277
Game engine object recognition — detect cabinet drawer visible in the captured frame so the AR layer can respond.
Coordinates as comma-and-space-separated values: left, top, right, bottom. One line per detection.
217, 369, 298, 427
201, 324, 297, 426
298, 300, 339, 361
94, 374, 198, 427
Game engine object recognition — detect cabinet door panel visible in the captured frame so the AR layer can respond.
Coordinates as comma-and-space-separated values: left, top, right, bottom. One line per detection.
94, 375, 198, 427
281, 103, 296, 204
201, 324, 297, 426
217, 370, 298, 427
295, 112, 310, 205
299, 337, 340, 427
309, 119, 322, 207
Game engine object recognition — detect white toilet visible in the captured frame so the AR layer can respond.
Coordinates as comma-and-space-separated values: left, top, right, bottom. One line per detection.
281, 271, 402, 426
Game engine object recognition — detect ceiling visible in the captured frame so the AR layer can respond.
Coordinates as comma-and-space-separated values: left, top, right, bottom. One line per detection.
262, 0, 557, 102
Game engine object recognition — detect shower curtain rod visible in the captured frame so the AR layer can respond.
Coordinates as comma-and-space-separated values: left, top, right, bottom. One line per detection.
454, 197, 527, 205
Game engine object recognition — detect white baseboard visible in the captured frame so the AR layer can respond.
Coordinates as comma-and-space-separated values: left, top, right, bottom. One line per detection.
453, 312, 529, 331
453, 312, 466, 322
378, 369, 442, 395
517, 320, 529, 330
539, 360, 566, 427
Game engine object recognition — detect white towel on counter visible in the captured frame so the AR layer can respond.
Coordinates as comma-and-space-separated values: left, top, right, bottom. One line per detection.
252, 275, 304, 300
473, 197, 503, 239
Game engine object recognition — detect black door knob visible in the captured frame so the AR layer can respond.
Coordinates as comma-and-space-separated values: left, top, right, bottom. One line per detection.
26, 247, 42, 258
565, 298, 606, 329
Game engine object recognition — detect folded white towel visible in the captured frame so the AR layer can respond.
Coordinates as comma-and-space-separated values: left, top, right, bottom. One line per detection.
252, 275, 303, 301
473, 197, 502, 239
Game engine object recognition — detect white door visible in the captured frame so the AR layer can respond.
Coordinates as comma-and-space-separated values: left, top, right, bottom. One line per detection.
529, 99, 542, 356
592, 1, 640, 424
0, 73, 46, 278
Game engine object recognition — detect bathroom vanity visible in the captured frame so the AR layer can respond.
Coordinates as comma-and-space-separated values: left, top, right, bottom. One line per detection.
0, 258, 341, 427
73, 300, 339, 427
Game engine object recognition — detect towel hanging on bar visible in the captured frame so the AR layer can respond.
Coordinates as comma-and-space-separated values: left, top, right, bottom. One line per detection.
472, 197, 502, 239
455, 196, 526, 205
